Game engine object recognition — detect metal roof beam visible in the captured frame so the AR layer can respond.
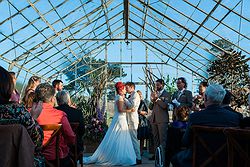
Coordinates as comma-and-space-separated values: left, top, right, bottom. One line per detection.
140, 0, 150, 37
131, 32, 206, 79
129, 24, 208, 76
31, 12, 124, 73
173, 0, 222, 60
158, 0, 250, 55
129, 15, 210, 67
138, 0, 229, 54
124, 0, 129, 40
67, 38, 182, 41
27, 0, 81, 62
46, 31, 124, 80
101, 0, 114, 39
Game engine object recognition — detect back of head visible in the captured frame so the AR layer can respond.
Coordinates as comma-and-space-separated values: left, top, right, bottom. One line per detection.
26, 76, 41, 91
205, 84, 226, 105
8, 72, 15, 78
26, 92, 35, 108
52, 79, 63, 88
56, 91, 70, 106
0, 66, 14, 104
222, 90, 232, 105
35, 83, 55, 103
175, 106, 189, 121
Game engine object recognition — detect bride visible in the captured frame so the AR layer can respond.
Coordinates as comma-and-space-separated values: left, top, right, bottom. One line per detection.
83, 82, 136, 166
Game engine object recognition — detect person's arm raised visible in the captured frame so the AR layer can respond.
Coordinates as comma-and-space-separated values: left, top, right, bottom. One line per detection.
117, 97, 134, 113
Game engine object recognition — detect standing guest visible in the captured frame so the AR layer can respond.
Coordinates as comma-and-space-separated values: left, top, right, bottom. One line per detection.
148, 79, 171, 164
56, 91, 84, 154
22, 76, 41, 108
52, 79, 63, 93
34, 83, 75, 167
9, 72, 20, 103
124, 82, 142, 164
26, 92, 36, 111
136, 90, 149, 155
192, 81, 208, 112
171, 77, 192, 120
52, 79, 63, 107
171, 84, 241, 167
0, 66, 44, 167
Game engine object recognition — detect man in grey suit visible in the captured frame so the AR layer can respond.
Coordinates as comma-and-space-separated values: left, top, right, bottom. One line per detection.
172, 77, 192, 108
124, 82, 142, 164
171, 84, 241, 167
149, 79, 171, 164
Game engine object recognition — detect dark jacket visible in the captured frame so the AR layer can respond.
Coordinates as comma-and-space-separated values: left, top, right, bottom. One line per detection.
183, 104, 241, 146
171, 104, 241, 167
172, 89, 193, 108
56, 104, 84, 151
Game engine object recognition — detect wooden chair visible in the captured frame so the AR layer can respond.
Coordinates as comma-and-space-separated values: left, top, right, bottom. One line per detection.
40, 124, 62, 167
70, 122, 83, 167
192, 125, 227, 167
224, 128, 250, 167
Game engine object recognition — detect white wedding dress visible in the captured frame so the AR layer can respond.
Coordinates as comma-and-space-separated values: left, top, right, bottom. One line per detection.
83, 95, 136, 166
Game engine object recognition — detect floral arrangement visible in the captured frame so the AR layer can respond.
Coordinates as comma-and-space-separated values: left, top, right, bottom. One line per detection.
83, 114, 108, 143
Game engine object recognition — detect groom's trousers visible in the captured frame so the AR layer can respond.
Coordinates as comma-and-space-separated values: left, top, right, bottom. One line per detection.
128, 123, 141, 160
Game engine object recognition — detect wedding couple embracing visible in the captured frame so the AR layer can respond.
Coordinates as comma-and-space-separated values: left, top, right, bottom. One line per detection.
83, 81, 142, 166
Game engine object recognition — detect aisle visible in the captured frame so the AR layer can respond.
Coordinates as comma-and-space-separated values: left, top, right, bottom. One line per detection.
79, 153, 155, 167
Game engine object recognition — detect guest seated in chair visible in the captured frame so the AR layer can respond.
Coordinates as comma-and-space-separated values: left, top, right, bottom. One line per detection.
171, 84, 241, 167
56, 91, 84, 154
166, 106, 189, 167
171, 106, 190, 129
34, 83, 75, 167
0, 66, 44, 167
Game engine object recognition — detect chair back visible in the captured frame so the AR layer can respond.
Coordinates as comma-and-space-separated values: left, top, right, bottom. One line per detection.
192, 125, 227, 167
0, 124, 35, 167
224, 128, 250, 167
40, 124, 62, 167
70, 122, 80, 167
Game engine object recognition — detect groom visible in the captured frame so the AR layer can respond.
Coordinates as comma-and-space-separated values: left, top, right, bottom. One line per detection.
124, 82, 142, 164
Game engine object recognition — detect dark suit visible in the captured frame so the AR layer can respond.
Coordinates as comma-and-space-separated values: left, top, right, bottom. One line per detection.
56, 104, 84, 152
172, 89, 193, 108
149, 89, 171, 164
172, 104, 241, 167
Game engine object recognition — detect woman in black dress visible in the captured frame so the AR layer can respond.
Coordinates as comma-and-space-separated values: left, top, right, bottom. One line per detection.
137, 90, 149, 155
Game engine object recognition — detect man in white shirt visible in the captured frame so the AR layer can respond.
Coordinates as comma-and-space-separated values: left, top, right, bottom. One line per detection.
124, 82, 142, 164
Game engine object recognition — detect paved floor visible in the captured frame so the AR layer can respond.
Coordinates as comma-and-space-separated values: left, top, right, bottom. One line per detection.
79, 151, 155, 167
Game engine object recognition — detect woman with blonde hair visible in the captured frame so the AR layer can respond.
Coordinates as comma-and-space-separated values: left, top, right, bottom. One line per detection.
22, 76, 41, 109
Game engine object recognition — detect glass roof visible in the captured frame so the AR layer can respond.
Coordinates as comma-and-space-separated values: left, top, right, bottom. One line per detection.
0, 0, 249, 84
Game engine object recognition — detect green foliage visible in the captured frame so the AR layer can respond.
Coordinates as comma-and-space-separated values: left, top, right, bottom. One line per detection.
16, 81, 23, 93
207, 49, 250, 108
164, 75, 177, 96
64, 57, 126, 95
210, 39, 234, 53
